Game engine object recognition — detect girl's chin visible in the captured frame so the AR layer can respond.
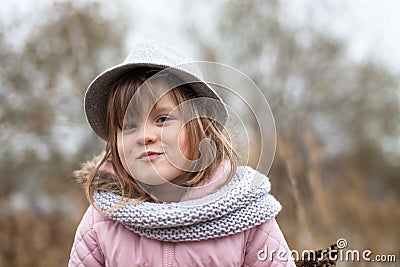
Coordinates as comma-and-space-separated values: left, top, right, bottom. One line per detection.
128, 164, 187, 186
135, 176, 174, 186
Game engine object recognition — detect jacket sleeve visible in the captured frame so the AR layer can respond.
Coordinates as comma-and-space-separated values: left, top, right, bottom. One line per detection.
243, 218, 295, 267
69, 206, 105, 267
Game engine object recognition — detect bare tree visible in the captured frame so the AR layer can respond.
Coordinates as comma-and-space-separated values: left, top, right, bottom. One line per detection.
0, 2, 127, 265
189, 0, 400, 252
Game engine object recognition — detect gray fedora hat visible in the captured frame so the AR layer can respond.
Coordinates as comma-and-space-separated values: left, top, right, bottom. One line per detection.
84, 41, 228, 141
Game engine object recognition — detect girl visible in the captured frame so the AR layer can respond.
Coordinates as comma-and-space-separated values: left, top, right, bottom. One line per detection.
69, 41, 295, 266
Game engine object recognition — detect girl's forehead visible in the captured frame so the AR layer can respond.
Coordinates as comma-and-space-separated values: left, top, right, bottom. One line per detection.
152, 92, 178, 113
155, 91, 175, 104
140, 77, 176, 101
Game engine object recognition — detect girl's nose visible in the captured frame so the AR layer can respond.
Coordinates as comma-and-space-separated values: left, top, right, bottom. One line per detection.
136, 124, 158, 145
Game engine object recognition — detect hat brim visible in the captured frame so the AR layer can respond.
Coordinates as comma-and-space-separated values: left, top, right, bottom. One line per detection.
84, 63, 228, 141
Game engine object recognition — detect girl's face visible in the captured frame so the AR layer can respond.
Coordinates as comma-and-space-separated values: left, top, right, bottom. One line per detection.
117, 90, 190, 186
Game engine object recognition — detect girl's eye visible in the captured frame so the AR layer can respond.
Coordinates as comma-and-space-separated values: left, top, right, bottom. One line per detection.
122, 123, 137, 131
156, 116, 172, 125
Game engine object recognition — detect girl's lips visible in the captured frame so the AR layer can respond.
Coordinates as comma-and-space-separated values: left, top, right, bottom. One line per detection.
137, 151, 164, 161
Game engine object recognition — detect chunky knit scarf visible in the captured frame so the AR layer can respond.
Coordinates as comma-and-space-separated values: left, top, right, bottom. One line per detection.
94, 166, 281, 242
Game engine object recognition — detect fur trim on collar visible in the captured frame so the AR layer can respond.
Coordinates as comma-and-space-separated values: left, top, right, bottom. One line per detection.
73, 152, 131, 196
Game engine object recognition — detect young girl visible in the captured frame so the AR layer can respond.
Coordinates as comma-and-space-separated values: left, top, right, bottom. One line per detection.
69, 41, 295, 266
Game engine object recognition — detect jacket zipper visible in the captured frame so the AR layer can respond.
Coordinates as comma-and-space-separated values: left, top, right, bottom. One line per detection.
164, 242, 173, 267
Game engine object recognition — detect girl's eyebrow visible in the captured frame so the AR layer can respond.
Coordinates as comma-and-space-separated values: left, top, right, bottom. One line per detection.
152, 104, 176, 114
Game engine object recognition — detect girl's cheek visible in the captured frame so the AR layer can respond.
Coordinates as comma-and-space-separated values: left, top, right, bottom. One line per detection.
177, 127, 190, 159
118, 147, 128, 171
117, 133, 129, 172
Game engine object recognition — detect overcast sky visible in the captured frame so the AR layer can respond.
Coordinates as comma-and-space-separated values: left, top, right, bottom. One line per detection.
1, 0, 400, 72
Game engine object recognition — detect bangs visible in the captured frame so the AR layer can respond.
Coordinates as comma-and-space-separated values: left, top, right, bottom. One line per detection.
117, 81, 160, 129
108, 68, 193, 132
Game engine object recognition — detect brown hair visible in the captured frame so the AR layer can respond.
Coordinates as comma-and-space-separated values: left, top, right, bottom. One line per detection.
85, 67, 237, 205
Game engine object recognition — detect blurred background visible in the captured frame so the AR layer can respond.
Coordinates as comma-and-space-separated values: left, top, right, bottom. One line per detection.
0, 0, 399, 266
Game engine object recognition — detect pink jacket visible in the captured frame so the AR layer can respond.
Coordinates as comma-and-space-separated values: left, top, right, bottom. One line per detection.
69, 205, 295, 267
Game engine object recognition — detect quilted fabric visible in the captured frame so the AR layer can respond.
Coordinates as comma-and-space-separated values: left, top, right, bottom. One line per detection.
69, 206, 295, 266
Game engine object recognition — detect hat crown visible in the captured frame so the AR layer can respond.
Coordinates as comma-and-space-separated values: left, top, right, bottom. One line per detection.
84, 41, 227, 141
124, 41, 203, 79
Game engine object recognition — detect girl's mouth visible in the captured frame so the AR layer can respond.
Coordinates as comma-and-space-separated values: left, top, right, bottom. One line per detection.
137, 151, 164, 161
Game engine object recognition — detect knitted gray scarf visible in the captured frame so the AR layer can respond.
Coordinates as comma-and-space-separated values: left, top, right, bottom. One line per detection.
94, 166, 281, 242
